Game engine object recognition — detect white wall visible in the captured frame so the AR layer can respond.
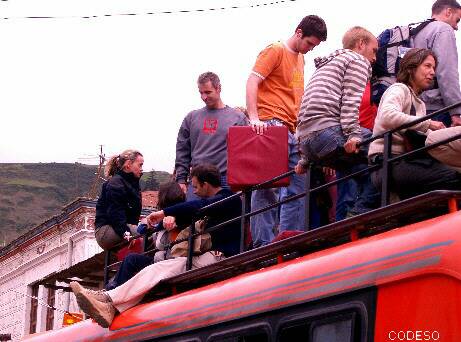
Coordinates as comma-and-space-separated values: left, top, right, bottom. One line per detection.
0, 206, 101, 341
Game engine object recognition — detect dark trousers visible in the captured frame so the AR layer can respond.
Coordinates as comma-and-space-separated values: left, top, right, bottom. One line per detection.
105, 253, 154, 290
371, 155, 461, 199
427, 110, 452, 128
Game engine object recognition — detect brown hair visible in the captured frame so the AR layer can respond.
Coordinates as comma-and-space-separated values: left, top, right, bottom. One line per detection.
157, 181, 186, 209
105, 149, 143, 178
190, 164, 221, 187
342, 26, 375, 50
296, 15, 327, 41
432, 0, 461, 15
396, 48, 438, 86
197, 72, 221, 89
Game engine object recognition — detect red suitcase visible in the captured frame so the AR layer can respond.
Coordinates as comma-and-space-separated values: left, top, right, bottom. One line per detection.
227, 126, 290, 191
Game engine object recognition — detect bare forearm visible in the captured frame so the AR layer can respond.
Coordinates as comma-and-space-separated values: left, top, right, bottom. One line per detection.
246, 75, 261, 121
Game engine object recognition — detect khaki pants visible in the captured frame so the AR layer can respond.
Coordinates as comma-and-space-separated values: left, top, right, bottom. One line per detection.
427, 127, 461, 172
95, 224, 138, 250
107, 252, 224, 312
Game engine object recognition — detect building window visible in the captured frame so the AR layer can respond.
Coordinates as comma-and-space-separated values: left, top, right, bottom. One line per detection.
29, 285, 39, 334
46, 288, 55, 330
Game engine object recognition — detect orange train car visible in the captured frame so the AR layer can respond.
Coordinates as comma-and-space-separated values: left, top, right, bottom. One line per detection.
23, 191, 461, 341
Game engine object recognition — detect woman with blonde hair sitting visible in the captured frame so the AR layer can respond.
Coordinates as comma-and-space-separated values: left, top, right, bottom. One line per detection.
94, 149, 144, 250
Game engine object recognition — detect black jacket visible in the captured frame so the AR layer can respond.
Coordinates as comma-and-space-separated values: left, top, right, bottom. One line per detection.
163, 189, 242, 257
95, 171, 142, 238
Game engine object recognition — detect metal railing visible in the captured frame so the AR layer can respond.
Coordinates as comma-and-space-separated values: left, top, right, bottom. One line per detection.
103, 101, 461, 282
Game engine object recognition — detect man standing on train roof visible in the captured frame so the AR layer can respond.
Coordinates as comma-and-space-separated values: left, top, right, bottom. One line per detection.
246, 15, 328, 248
412, 0, 461, 127
174, 72, 248, 200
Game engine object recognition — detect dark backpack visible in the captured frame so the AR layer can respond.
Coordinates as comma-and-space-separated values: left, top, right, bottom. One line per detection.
371, 19, 435, 105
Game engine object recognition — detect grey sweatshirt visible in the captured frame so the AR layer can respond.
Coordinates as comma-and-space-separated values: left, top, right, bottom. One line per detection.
296, 49, 371, 141
412, 20, 461, 116
175, 106, 248, 183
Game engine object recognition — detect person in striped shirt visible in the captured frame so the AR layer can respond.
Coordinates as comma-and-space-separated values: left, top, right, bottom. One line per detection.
295, 26, 380, 217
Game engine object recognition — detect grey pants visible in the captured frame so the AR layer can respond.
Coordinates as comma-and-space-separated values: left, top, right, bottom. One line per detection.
95, 224, 137, 250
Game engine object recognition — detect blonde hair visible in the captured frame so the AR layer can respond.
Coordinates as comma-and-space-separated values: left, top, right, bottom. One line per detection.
105, 149, 143, 178
342, 26, 375, 50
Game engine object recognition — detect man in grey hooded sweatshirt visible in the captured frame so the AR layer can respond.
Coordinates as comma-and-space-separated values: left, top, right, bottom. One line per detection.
412, 0, 461, 127
296, 26, 379, 217
175, 72, 248, 200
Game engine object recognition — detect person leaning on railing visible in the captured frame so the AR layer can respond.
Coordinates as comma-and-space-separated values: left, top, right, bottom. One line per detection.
368, 48, 461, 200
94, 150, 144, 250
147, 163, 242, 258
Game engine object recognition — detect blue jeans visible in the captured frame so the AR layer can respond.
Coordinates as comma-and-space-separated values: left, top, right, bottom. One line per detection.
300, 125, 379, 216
250, 120, 306, 248
335, 171, 358, 221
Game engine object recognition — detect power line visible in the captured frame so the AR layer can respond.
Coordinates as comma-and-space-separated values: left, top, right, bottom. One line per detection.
1, 0, 297, 21
7, 288, 82, 321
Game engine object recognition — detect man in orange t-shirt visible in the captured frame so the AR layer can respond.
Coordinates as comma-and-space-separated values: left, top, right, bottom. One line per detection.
246, 15, 327, 247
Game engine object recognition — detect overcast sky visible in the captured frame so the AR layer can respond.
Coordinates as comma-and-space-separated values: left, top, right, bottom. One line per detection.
0, 0, 450, 172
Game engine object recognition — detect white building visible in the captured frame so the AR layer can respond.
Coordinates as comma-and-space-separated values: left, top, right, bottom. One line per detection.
0, 191, 157, 341
0, 199, 101, 341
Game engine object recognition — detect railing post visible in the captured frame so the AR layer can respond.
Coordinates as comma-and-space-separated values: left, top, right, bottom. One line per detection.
103, 250, 111, 286
143, 231, 149, 252
186, 220, 196, 271
448, 198, 458, 213
240, 190, 251, 253
304, 163, 312, 231
381, 132, 392, 207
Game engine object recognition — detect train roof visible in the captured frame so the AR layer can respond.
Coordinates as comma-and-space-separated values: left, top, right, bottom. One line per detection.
23, 190, 461, 341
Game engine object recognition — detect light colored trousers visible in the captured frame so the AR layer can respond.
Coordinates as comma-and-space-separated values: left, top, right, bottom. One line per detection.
427, 126, 461, 172
107, 251, 224, 312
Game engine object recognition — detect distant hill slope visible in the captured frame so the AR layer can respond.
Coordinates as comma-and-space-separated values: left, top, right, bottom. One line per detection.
0, 163, 171, 245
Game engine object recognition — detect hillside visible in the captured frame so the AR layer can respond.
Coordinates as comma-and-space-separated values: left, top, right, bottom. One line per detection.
0, 163, 171, 245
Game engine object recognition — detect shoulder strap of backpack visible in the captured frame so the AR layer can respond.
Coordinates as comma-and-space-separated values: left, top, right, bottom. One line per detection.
409, 18, 435, 37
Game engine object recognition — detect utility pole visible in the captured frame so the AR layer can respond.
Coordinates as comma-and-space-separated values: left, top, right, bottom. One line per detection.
87, 145, 105, 199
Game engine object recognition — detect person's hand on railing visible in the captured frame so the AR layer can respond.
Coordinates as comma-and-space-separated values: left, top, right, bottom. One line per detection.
147, 210, 165, 227
451, 115, 461, 127
344, 137, 361, 154
429, 120, 446, 131
163, 216, 177, 231
294, 160, 307, 174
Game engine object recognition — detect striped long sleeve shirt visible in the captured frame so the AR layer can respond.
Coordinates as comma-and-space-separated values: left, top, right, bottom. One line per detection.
296, 49, 371, 141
